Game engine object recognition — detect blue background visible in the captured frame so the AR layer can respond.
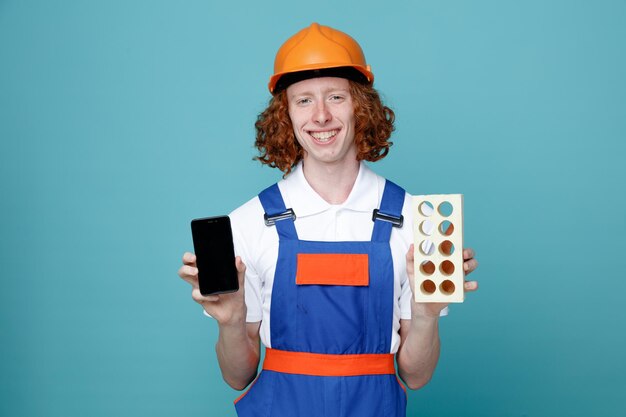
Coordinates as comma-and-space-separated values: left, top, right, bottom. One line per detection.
1, 1, 625, 416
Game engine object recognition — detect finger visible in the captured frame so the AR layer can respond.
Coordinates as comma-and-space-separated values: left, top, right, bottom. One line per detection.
191, 288, 219, 304
463, 258, 479, 274
464, 280, 479, 292
178, 265, 199, 286
182, 252, 197, 266
235, 256, 247, 288
235, 256, 246, 274
463, 248, 475, 261
405, 245, 416, 296
405, 244, 415, 281
178, 264, 198, 278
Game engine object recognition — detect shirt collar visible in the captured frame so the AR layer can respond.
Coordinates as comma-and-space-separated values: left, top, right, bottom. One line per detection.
280, 161, 380, 218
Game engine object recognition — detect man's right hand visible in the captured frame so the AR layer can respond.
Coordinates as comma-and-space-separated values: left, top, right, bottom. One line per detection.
178, 252, 248, 325
178, 252, 260, 390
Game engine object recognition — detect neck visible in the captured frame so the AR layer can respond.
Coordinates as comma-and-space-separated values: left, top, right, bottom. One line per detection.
301, 159, 360, 205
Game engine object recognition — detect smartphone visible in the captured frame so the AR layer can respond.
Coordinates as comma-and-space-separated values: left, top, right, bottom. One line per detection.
190, 216, 239, 295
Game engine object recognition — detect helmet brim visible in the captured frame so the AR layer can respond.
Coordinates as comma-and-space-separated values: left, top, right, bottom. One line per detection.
269, 65, 374, 94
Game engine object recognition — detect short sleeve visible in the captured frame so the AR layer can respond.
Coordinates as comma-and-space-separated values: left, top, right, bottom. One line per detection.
230, 213, 263, 323
242, 261, 262, 322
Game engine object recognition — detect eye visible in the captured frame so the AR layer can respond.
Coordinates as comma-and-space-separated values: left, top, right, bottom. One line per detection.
329, 95, 344, 102
296, 97, 312, 105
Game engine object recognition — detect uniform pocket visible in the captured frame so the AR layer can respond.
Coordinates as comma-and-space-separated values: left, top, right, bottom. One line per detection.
294, 252, 369, 353
234, 372, 275, 417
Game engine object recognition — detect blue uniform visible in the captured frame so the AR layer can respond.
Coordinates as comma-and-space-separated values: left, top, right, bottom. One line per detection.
235, 180, 407, 417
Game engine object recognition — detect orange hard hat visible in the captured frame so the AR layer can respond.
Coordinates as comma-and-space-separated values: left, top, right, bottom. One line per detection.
268, 23, 374, 93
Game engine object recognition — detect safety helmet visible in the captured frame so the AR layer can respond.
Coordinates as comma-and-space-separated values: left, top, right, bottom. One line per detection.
268, 23, 374, 94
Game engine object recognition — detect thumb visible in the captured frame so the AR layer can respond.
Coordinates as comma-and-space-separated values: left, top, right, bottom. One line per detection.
405, 244, 416, 295
235, 256, 246, 289
405, 244, 415, 278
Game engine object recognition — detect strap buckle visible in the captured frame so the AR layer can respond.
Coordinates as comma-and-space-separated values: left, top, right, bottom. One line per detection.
264, 208, 296, 226
372, 209, 403, 228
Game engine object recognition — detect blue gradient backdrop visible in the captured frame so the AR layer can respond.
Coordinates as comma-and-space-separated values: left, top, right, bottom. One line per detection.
1, 1, 625, 416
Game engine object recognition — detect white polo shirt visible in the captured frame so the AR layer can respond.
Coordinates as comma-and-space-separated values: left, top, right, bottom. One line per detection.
229, 162, 444, 353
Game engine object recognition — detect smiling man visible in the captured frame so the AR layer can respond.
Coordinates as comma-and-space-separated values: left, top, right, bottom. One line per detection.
179, 23, 479, 417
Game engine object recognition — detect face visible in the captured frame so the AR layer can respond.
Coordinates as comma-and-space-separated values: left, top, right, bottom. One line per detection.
286, 77, 356, 169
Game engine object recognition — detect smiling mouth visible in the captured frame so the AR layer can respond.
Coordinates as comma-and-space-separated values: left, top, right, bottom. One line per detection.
308, 129, 339, 143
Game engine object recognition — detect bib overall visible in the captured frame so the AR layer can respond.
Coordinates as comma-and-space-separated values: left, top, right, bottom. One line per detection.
235, 180, 407, 417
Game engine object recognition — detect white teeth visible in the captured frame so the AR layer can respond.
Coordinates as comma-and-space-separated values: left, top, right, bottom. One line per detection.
309, 130, 338, 142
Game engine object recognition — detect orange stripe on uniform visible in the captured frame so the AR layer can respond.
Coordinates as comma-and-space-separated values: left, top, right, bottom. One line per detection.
262, 348, 395, 377
296, 253, 369, 286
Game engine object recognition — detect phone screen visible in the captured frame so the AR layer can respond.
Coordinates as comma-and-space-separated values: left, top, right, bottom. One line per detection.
191, 216, 239, 295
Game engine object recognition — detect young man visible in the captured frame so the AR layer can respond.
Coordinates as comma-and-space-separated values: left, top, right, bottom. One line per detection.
179, 23, 478, 417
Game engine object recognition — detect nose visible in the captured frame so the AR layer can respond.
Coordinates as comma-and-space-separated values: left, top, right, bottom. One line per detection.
313, 101, 331, 125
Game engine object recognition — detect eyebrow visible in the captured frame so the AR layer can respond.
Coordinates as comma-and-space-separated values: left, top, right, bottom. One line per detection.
289, 86, 350, 99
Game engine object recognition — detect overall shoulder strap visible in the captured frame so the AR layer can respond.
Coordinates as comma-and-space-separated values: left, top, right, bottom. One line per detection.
371, 180, 406, 242
258, 183, 298, 240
